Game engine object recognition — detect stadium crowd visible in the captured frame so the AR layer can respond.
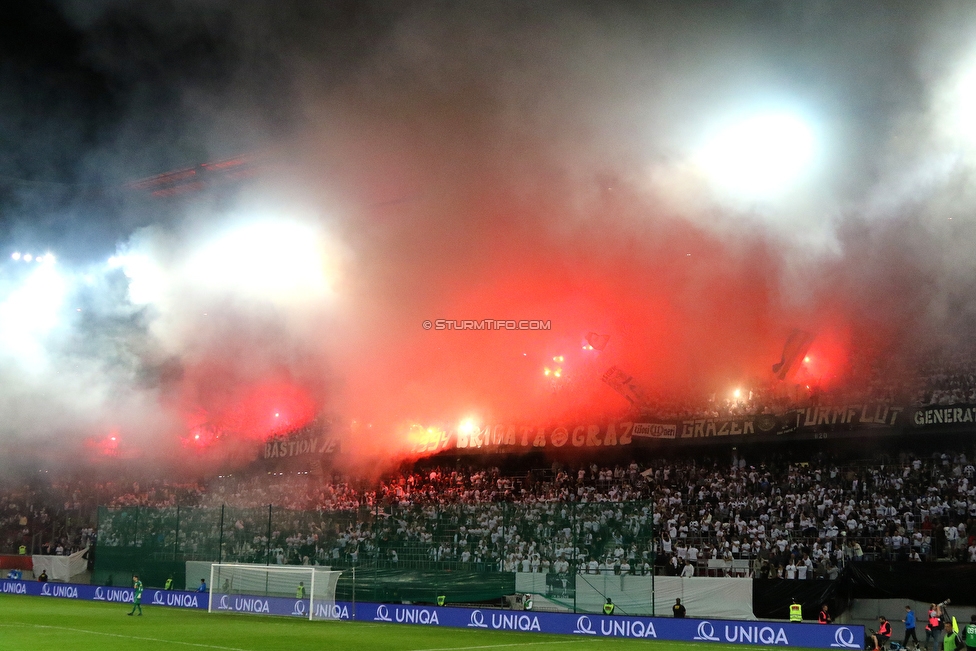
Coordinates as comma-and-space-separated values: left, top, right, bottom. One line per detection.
7, 346, 976, 571
6, 445, 976, 583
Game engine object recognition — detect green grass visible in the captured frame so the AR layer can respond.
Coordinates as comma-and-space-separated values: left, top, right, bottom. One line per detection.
0, 594, 795, 651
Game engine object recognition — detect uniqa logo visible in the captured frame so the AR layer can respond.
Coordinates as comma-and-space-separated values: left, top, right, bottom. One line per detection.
2, 582, 26, 594
43, 584, 79, 599
152, 591, 166, 605
313, 603, 350, 620
600, 619, 657, 638
830, 627, 861, 649
94, 587, 106, 601
394, 607, 439, 625
292, 600, 307, 616
102, 588, 133, 603
233, 597, 270, 613
724, 625, 789, 645
694, 621, 721, 641
490, 613, 540, 631
374, 604, 393, 622
467, 610, 488, 628
574, 615, 596, 635
218, 595, 232, 610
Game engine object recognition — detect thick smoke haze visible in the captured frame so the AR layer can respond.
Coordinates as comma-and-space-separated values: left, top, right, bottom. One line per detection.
2, 1, 976, 472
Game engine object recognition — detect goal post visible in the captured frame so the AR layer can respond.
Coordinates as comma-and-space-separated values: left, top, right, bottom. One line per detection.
309, 567, 342, 621
207, 563, 342, 620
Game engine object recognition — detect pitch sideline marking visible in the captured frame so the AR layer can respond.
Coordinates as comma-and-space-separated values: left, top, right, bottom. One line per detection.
0, 622, 254, 651
410, 640, 586, 651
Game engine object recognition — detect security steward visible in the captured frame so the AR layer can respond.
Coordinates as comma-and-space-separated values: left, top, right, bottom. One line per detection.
943, 621, 960, 651
877, 616, 892, 649
673, 598, 686, 618
819, 604, 832, 624
789, 599, 803, 623
604, 598, 615, 615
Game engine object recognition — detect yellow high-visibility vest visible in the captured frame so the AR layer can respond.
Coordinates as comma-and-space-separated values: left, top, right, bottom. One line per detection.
789, 604, 803, 622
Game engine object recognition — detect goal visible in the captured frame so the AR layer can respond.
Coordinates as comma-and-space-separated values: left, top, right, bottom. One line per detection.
207, 563, 342, 620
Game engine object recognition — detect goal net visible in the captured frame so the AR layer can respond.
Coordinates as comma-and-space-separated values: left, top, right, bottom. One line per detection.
208, 563, 342, 621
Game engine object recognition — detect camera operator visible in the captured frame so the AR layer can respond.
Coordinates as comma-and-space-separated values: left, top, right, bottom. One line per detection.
927, 602, 945, 651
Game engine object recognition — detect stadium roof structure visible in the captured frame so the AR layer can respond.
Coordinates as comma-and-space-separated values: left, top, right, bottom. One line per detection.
127, 152, 268, 198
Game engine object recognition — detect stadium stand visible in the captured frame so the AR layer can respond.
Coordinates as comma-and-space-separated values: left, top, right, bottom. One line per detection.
5, 445, 976, 587
6, 353, 976, 603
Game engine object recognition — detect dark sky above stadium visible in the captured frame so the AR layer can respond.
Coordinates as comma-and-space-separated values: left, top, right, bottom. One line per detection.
2, 1, 976, 467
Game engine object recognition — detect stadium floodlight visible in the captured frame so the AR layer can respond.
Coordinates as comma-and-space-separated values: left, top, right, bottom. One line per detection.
188, 220, 337, 302
11, 252, 20, 261
697, 111, 816, 198
23, 253, 32, 262
0, 263, 66, 343
208, 563, 342, 621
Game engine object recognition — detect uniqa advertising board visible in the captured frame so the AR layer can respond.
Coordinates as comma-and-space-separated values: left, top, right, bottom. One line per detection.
1, 579, 863, 648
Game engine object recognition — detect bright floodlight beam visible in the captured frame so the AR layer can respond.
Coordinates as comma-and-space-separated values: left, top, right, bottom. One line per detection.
699, 112, 816, 198
188, 220, 335, 302
11, 252, 20, 261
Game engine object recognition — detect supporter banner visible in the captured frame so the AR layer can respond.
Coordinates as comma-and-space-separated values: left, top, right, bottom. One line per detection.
632, 423, 677, 439
911, 404, 976, 428
453, 422, 634, 451
413, 401, 976, 454
0, 579, 863, 649
781, 403, 904, 434
0, 554, 33, 571
263, 434, 340, 460
602, 366, 646, 406
262, 420, 341, 460
679, 416, 766, 438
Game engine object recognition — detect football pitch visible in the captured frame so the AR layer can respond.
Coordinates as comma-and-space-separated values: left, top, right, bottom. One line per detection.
0, 594, 812, 651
